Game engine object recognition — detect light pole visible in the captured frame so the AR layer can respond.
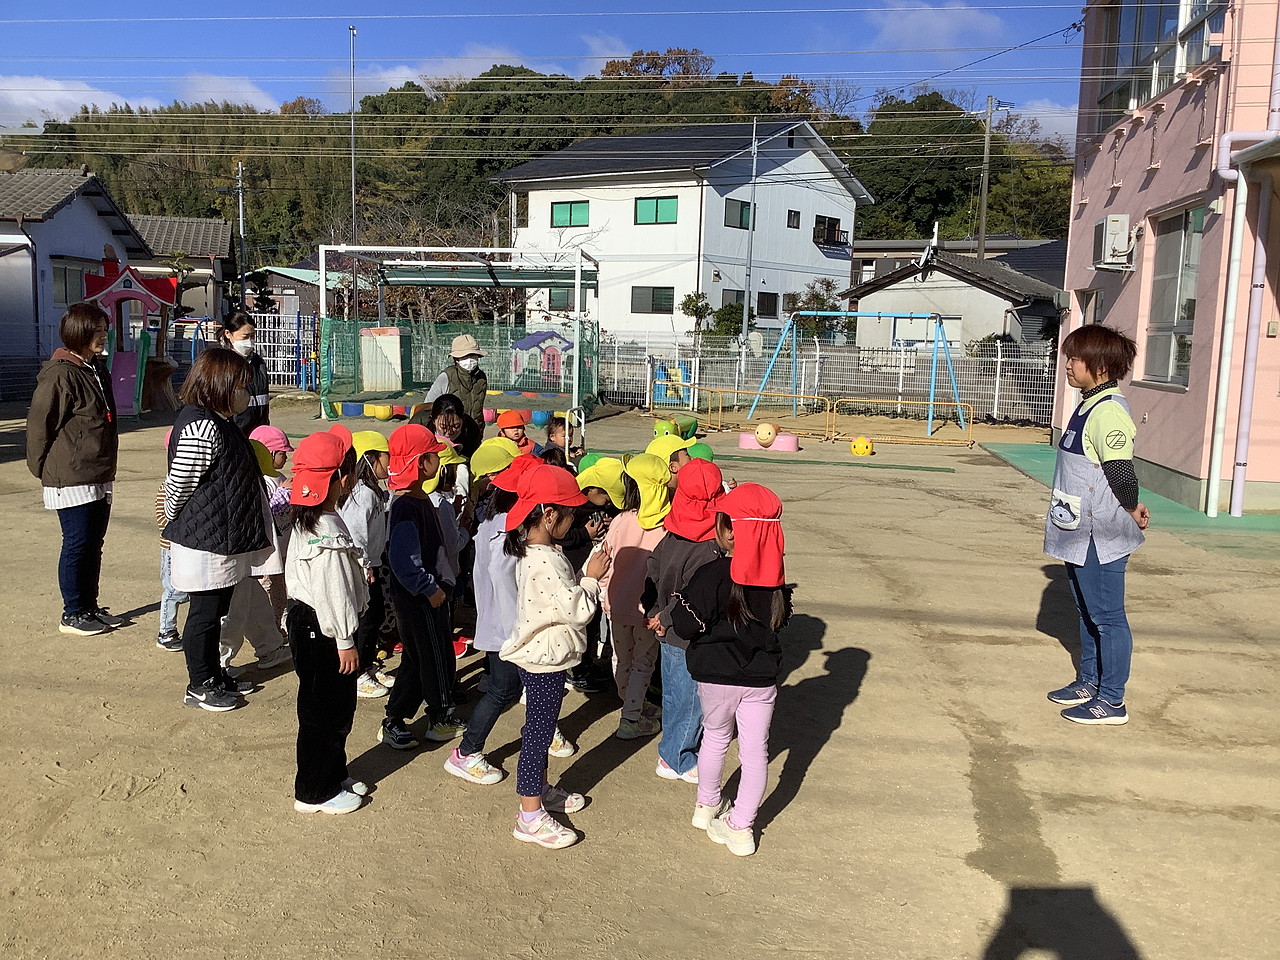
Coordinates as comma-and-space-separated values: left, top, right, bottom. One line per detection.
976, 96, 1012, 258
349, 25, 358, 318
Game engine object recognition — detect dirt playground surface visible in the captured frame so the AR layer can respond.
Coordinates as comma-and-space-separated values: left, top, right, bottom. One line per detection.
1, 406, 1276, 959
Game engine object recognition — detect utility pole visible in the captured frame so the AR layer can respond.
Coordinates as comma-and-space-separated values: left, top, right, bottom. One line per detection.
976, 97, 1012, 259
742, 116, 759, 343
349, 25, 358, 321
236, 160, 247, 306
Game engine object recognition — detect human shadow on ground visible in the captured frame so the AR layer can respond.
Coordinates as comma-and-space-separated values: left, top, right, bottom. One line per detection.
346, 716, 456, 787
982, 886, 1142, 959
548, 689, 656, 796
1036, 563, 1082, 670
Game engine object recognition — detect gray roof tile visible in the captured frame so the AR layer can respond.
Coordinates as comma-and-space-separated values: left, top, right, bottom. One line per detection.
129, 214, 233, 260
0, 168, 102, 221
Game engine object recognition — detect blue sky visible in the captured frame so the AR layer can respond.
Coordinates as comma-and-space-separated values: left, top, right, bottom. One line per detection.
0, 1, 1085, 138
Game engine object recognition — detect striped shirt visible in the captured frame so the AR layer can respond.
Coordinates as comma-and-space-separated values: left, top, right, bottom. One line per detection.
43, 482, 112, 511
162, 418, 224, 521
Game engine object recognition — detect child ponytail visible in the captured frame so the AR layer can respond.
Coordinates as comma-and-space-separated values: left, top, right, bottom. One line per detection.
503, 504, 545, 558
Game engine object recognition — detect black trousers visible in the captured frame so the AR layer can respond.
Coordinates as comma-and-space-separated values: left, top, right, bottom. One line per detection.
355, 570, 386, 672
386, 591, 453, 725
182, 585, 235, 687
288, 602, 358, 804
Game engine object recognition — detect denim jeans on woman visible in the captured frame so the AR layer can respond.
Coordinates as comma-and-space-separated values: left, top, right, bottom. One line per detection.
1065, 537, 1133, 704
56, 497, 111, 617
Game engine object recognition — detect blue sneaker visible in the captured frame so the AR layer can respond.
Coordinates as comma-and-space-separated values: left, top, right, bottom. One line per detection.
1061, 698, 1128, 725
1047, 680, 1098, 705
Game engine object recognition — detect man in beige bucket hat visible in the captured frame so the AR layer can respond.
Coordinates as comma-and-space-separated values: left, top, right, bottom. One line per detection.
425, 333, 488, 426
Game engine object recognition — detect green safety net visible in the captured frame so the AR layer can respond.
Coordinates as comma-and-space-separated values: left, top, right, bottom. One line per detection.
319, 318, 599, 414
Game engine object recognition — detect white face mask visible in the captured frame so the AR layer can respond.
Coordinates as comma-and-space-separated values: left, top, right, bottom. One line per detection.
457, 357, 479, 372
232, 339, 256, 358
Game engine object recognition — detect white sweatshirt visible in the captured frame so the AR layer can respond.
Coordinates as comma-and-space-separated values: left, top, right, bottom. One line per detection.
284, 512, 370, 648
499, 543, 600, 673
338, 480, 389, 571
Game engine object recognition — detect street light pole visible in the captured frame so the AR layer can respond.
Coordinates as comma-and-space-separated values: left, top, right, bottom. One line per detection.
742, 117, 759, 343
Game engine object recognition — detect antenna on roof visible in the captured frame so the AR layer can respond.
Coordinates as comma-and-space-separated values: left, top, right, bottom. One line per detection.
917, 221, 939, 272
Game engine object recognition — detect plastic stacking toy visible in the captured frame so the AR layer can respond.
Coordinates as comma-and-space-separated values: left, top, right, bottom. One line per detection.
739, 430, 799, 452
531, 410, 552, 427
483, 408, 497, 424
754, 423, 779, 447
340, 402, 364, 417
851, 436, 875, 456
367, 404, 393, 421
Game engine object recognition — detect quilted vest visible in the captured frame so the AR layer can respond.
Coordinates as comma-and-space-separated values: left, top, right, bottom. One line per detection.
164, 404, 271, 556
443, 363, 488, 424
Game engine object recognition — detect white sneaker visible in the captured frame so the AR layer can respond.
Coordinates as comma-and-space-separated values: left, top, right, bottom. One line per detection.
547, 727, 577, 758
356, 673, 389, 699
692, 798, 731, 830
513, 810, 578, 849
707, 813, 756, 856
374, 667, 395, 687
443, 749, 504, 785
256, 646, 292, 670
294, 789, 363, 815
341, 778, 370, 796
656, 758, 698, 783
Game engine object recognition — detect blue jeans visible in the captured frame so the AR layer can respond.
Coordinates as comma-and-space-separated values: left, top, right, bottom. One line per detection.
56, 497, 111, 617
1065, 538, 1133, 704
657, 643, 703, 775
159, 548, 189, 636
458, 652, 522, 757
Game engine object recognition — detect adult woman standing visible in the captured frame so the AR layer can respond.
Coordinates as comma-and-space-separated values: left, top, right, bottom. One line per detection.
218, 311, 271, 434
424, 334, 488, 427
163, 348, 272, 712
27, 303, 123, 637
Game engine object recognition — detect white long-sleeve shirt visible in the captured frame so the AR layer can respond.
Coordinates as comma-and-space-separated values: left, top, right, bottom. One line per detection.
284, 512, 369, 648
338, 481, 389, 570
499, 543, 600, 673
473, 513, 517, 653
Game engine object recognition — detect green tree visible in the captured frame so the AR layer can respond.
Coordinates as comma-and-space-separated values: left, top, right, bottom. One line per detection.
679, 291, 714, 333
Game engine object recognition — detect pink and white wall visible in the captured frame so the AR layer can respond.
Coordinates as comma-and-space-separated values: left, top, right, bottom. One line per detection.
1061, 0, 1280, 513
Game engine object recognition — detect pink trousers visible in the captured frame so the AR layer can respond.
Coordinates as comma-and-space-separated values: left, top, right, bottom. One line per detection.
695, 682, 777, 831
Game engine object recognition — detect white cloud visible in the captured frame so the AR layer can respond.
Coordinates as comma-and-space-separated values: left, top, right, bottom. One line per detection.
869, 1, 1007, 61
1018, 98, 1079, 141
580, 32, 632, 74
0, 75, 160, 126
178, 74, 278, 111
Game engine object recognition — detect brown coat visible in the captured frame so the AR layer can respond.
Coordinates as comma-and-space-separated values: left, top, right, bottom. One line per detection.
26, 349, 119, 488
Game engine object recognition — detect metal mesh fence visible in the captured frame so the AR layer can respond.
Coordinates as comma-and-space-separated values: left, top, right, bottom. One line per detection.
319, 318, 599, 407
598, 330, 1056, 425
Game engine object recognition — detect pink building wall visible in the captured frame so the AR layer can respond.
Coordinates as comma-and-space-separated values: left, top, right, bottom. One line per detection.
1061, 0, 1280, 511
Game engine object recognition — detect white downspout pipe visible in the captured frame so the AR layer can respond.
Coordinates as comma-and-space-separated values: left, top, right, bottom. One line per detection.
1228, 174, 1272, 516
1206, 177, 1249, 516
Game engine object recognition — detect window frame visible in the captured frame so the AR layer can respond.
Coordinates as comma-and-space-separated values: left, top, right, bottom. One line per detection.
786, 209, 801, 229
550, 200, 589, 228
630, 285, 676, 315
1142, 203, 1205, 386
52, 263, 86, 306
1094, 0, 1226, 133
757, 291, 780, 319
634, 196, 678, 225
724, 198, 753, 230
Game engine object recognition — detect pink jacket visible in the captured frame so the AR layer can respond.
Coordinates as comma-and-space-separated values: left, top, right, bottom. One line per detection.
599, 510, 667, 627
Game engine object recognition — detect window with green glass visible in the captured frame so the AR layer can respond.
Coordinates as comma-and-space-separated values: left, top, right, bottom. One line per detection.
548, 288, 580, 311
550, 200, 589, 228
635, 196, 678, 224
725, 198, 753, 230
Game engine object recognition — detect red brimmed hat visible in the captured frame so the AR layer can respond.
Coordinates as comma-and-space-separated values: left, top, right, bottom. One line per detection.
387, 423, 446, 491
290, 432, 350, 506
716, 482, 785, 588
490, 452, 545, 492
504, 464, 587, 531
496, 410, 528, 429
663, 458, 724, 542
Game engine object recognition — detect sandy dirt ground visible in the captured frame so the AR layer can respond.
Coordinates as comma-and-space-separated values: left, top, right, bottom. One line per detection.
1, 404, 1276, 960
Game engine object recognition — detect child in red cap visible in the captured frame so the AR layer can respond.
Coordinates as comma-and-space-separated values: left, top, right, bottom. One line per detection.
500, 465, 612, 849
285, 430, 368, 815
379, 424, 466, 750
669, 482, 791, 857
644, 458, 726, 783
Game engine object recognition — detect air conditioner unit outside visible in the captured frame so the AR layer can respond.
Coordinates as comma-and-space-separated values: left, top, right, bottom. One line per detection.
1093, 214, 1132, 270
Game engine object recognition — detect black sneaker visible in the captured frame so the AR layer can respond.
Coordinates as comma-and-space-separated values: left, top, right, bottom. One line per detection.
92, 607, 128, 628
60, 612, 109, 636
183, 681, 241, 712
217, 674, 254, 696
378, 719, 420, 750
565, 669, 608, 694
156, 631, 184, 652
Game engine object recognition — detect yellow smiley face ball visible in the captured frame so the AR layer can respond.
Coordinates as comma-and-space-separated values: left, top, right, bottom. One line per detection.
755, 422, 779, 447
851, 436, 874, 456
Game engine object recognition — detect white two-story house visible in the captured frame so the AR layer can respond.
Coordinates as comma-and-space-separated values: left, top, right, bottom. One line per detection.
494, 120, 873, 334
